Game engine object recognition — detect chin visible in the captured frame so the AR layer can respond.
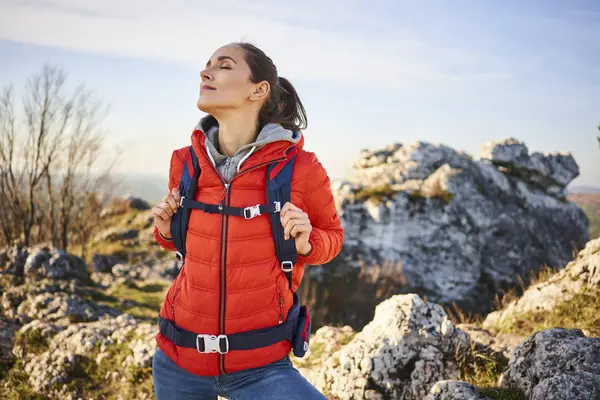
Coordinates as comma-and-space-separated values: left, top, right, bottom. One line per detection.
196, 98, 211, 113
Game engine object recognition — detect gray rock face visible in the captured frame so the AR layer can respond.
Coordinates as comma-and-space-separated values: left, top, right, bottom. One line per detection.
126, 196, 151, 210
24, 245, 89, 281
482, 237, 600, 331
21, 313, 157, 395
499, 328, 600, 400
326, 138, 588, 318
456, 324, 526, 359
309, 294, 470, 400
94, 227, 139, 243
480, 138, 579, 188
425, 380, 492, 400
91, 254, 120, 273
17, 291, 117, 323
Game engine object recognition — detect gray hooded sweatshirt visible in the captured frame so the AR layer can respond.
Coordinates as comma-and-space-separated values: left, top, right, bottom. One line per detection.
197, 115, 301, 183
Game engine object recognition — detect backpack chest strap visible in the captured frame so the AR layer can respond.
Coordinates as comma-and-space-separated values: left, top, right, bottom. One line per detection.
180, 197, 282, 219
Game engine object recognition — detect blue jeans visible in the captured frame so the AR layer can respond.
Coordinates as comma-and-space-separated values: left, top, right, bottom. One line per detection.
152, 347, 328, 399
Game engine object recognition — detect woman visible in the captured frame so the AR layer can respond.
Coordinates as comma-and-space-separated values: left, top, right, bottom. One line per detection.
150, 42, 344, 399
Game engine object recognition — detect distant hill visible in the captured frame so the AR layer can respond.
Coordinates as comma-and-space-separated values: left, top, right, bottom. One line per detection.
568, 193, 600, 239
568, 185, 600, 194
113, 173, 168, 205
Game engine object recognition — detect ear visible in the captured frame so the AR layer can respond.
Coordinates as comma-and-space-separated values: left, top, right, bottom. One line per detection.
249, 81, 270, 102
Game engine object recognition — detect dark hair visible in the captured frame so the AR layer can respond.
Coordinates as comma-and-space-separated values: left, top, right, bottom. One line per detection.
234, 42, 307, 132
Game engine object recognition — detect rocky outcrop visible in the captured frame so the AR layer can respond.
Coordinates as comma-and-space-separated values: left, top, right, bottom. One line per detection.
499, 328, 600, 400
482, 237, 600, 332
425, 380, 492, 400
19, 314, 156, 394
92, 254, 120, 273
480, 138, 579, 190
315, 138, 588, 325
23, 245, 89, 281
305, 294, 470, 400
456, 323, 526, 359
94, 227, 139, 243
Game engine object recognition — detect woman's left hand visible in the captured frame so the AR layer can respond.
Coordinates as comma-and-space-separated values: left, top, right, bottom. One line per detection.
280, 202, 312, 256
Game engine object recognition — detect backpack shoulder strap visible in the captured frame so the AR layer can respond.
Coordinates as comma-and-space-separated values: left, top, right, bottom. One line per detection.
266, 147, 298, 291
170, 145, 201, 265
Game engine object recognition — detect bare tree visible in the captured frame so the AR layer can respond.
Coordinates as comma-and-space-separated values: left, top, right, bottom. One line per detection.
0, 65, 120, 258
0, 87, 21, 246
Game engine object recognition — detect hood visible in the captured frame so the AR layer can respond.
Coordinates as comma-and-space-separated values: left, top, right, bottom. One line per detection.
192, 114, 303, 182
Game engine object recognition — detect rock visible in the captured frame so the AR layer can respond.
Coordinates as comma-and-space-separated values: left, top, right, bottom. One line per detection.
24, 348, 78, 392
310, 294, 470, 400
94, 227, 139, 243
24, 245, 89, 281
91, 254, 120, 273
480, 138, 579, 188
0, 316, 18, 368
2, 284, 29, 319
125, 196, 151, 210
499, 328, 600, 400
457, 324, 526, 359
17, 290, 120, 324
317, 138, 588, 326
482, 237, 600, 332
291, 325, 356, 383
425, 380, 493, 400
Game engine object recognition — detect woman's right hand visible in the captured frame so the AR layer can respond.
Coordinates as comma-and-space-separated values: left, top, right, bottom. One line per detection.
152, 187, 181, 239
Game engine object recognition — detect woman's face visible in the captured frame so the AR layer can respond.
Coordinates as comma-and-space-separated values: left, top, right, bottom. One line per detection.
197, 45, 263, 113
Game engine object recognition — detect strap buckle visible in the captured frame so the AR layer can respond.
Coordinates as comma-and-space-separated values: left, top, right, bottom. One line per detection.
281, 261, 293, 272
244, 204, 261, 219
196, 334, 229, 354
175, 251, 183, 261
274, 201, 281, 213
179, 196, 185, 208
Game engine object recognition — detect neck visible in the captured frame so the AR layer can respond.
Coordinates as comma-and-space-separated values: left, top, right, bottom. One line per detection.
213, 110, 260, 157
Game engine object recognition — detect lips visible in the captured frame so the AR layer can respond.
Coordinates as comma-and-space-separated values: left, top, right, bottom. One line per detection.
201, 84, 216, 90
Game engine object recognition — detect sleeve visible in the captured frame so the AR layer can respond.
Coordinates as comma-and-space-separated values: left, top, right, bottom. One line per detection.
296, 152, 344, 266
153, 149, 185, 251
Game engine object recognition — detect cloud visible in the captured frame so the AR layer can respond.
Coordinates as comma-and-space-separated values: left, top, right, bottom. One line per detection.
0, 0, 511, 89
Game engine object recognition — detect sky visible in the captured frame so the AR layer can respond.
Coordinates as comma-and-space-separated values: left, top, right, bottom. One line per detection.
1, 0, 599, 189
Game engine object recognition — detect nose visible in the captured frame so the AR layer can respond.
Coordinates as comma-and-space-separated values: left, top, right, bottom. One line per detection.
200, 69, 212, 82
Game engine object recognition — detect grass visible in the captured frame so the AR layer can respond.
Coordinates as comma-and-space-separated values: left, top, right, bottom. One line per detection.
495, 286, 600, 337
456, 340, 526, 400
13, 328, 52, 356
54, 331, 154, 399
354, 184, 400, 204
0, 359, 47, 400
90, 280, 168, 321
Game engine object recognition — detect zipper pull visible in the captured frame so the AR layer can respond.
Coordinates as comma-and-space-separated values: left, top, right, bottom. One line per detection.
219, 183, 230, 210
279, 297, 284, 307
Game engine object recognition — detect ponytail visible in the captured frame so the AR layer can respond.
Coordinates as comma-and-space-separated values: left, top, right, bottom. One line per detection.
234, 42, 308, 132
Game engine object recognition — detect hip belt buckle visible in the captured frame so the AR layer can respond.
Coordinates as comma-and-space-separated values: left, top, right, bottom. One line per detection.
196, 334, 229, 354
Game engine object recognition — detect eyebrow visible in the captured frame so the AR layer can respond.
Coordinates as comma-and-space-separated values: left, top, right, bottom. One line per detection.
206, 56, 237, 67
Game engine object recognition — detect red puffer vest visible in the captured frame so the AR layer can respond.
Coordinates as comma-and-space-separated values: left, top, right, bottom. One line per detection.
153, 126, 344, 376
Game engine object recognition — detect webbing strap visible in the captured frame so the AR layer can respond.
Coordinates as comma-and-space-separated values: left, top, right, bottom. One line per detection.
158, 294, 301, 352
180, 198, 281, 219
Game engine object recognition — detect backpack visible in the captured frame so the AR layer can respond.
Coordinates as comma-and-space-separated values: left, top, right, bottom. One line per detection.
158, 145, 311, 358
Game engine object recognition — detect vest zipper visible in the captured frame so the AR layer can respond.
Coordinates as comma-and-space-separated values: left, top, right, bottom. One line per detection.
218, 182, 230, 375
196, 144, 289, 375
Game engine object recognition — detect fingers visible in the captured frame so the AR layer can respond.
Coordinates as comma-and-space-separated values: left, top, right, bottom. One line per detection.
290, 223, 311, 238
280, 210, 306, 228
165, 194, 178, 214
280, 201, 301, 216
152, 202, 174, 221
172, 187, 181, 203
282, 213, 311, 240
